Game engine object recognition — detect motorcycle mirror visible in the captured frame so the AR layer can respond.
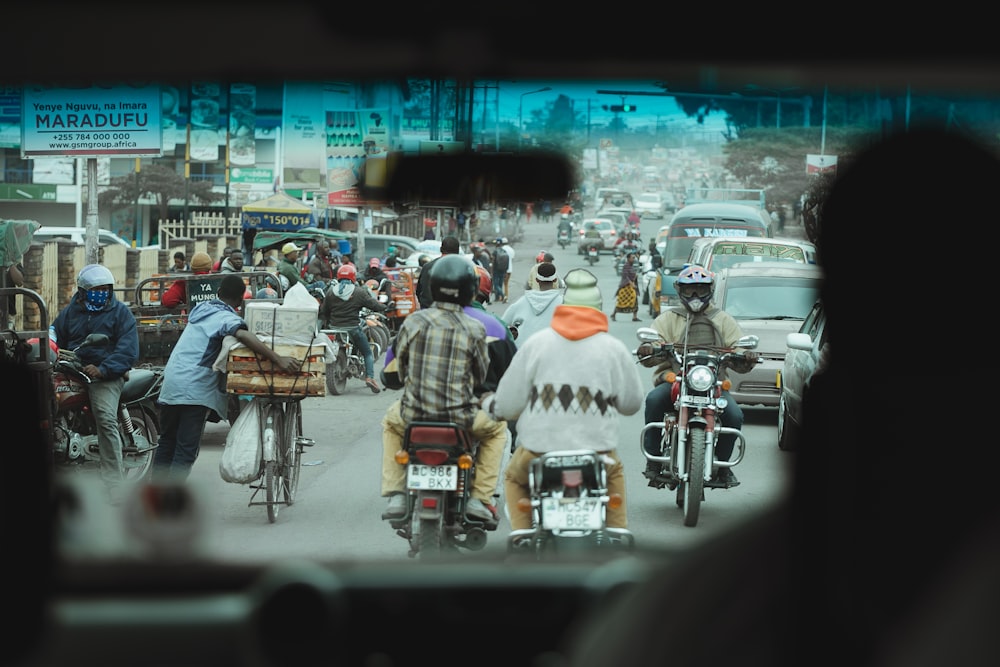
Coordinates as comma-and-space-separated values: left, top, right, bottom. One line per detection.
736, 334, 759, 350
80, 333, 110, 348
635, 327, 661, 342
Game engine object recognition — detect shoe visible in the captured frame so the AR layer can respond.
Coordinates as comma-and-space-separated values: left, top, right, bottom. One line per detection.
713, 467, 740, 488
382, 493, 406, 519
610, 315, 616, 321
466, 498, 496, 521
632, 318, 641, 322
365, 377, 381, 394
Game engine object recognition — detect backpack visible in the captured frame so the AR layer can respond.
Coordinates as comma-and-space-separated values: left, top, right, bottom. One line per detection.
492, 249, 509, 274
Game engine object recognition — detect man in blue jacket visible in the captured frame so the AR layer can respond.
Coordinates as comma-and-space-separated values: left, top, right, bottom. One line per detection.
50, 264, 139, 503
154, 274, 300, 481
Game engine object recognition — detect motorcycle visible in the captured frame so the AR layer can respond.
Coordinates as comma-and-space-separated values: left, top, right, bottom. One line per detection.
384, 421, 500, 559
557, 227, 571, 249
320, 305, 393, 395
51, 333, 162, 481
586, 240, 601, 266
507, 449, 635, 559
635, 328, 759, 527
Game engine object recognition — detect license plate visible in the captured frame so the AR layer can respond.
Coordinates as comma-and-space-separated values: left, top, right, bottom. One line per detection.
588, 249, 598, 256
684, 394, 711, 405
407, 464, 458, 490
540, 497, 603, 530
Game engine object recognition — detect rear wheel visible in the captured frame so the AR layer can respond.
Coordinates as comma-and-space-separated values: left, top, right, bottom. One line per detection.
326, 353, 348, 395
121, 406, 157, 482
682, 427, 706, 527
417, 516, 444, 560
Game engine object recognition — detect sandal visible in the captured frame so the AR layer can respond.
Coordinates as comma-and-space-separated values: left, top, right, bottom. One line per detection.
365, 377, 381, 394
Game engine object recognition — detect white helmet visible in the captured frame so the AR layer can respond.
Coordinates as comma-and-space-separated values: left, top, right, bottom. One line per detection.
76, 264, 115, 290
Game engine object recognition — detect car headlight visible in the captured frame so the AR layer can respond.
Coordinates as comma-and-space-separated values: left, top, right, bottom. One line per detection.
686, 365, 715, 392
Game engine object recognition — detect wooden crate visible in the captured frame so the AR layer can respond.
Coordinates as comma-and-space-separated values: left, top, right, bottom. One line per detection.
226, 343, 326, 397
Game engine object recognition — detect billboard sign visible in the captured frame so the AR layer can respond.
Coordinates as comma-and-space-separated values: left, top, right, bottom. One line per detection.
21, 84, 162, 158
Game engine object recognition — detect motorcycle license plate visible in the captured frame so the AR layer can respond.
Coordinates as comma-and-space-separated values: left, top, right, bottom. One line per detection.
540, 498, 603, 530
407, 464, 458, 491
685, 394, 711, 405
588, 249, 598, 256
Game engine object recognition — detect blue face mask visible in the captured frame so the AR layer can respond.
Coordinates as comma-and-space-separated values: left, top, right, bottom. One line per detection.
84, 288, 111, 312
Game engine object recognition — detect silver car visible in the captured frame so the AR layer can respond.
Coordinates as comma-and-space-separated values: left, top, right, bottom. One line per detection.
711, 262, 824, 408
778, 299, 829, 451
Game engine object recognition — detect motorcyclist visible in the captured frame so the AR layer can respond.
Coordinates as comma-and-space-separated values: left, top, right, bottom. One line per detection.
636, 264, 759, 488
49, 264, 139, 504
379, 255, 508, 521
362, 257, 393, 302
319, 263, 392, 394
556, 215, 573, 244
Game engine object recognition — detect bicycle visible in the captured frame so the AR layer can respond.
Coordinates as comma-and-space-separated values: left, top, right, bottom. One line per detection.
248, 396, 314, 523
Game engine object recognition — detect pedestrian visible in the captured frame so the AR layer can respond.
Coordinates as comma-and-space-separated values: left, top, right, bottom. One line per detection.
277, 242, 303, 290
305, 240, 336, 290
525, 202, 534, 224
49, 264, 139, 504
541, 200, 552, 223
212, 246, 235, 272
490, 238, 510, 303
153, 274, 301, 482
483, 267, 645, 533
168, 251, 190, 273
503, 262, 563, 348
379, 255, 508, 521
500, 237, 515, 301
4, 260, 24, 329
219, 249, 244, 273
162, 251, 213, 309
611, 252, 641, 322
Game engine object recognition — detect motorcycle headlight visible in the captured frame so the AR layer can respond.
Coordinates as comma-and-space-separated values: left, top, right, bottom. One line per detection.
686, 365, 715, 392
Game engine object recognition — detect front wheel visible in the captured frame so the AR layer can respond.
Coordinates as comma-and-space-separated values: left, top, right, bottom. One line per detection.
121, 406, 158, 482
777, 394, 799, 452
282, 401, 303, 505
682, 426, 706, 527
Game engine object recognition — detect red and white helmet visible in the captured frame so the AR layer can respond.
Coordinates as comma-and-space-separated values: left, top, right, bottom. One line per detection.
336, 264, 357, 281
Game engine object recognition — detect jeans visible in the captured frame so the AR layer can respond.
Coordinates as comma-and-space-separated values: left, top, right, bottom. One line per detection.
381, 399, 507, 504
87, 377, 125, 497
153, 403, 209, 482
347, 325, 375, 379
643, 382, 744, 461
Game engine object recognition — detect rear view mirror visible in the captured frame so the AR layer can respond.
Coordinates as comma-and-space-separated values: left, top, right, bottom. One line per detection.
360, 152, 575, 208
635, 327, 661, 342
81, 333, 110, 348
737, 335, 759, 350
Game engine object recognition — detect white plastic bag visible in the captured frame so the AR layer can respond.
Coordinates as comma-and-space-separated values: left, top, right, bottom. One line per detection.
220, 397, 263, 484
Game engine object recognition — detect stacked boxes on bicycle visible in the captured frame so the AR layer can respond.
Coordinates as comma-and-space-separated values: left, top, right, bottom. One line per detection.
220, 284, 335, 397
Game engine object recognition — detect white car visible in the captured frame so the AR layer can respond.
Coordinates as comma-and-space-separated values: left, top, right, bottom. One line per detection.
635, 192, 673, 219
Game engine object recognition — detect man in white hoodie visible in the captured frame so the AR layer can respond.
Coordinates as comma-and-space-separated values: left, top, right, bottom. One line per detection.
502, 262, 563, 348
483, 268, 645, 530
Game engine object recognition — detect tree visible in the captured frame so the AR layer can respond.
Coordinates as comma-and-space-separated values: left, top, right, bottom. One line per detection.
98, 164, 223, 222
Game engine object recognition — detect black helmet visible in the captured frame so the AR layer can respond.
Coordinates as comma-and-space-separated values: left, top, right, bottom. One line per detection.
429, 254, 477, 305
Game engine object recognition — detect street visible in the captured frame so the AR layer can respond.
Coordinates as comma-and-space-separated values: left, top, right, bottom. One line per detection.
59, 208, 798, 564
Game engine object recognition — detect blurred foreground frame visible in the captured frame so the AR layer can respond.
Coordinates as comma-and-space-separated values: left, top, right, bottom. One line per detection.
360, 152, 576, 208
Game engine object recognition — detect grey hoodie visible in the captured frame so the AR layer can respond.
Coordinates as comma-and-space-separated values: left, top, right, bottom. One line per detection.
503, 289, 563, 348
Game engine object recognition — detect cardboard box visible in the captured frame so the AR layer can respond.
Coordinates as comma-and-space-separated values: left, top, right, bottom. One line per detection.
226, 343, 326, 397
244, 301, 318, 343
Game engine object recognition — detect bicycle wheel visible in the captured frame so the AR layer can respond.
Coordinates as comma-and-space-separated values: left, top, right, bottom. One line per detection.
262, 403, 283, 524
282, 400, 303, 505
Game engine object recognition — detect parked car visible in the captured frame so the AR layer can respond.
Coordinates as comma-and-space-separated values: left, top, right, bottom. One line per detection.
634, 192, 670, 219
31, 226, 138, 248
576, 218, 618, 253
711, 262, 824, 408
687, 236, 818, 273
778, 298, 829, 451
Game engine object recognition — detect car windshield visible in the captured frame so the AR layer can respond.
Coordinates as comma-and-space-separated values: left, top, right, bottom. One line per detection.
7, 21, 1000, 655
721, 275, 821, 319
